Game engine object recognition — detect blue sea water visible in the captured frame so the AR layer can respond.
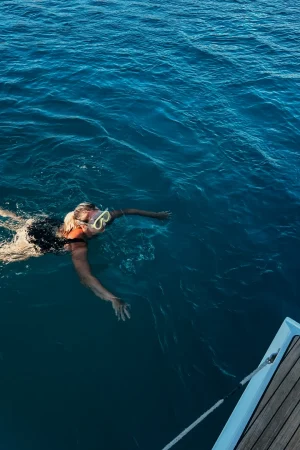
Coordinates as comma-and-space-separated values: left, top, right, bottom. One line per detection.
0, 0, 299, 449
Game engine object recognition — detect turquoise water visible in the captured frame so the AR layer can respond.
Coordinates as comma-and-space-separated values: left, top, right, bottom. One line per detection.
0, 0, 300, 449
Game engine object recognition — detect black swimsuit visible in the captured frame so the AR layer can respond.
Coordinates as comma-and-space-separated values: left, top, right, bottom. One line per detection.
27, 218, 85, 254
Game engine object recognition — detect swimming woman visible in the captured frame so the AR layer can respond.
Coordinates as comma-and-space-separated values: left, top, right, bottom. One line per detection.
0, 204, 170, 320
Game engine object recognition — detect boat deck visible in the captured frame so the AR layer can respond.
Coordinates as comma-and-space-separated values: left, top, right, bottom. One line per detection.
235, 335, 300, 450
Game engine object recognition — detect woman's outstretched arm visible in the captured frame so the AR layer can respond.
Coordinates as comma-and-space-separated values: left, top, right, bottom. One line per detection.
70, 242, 130, 321
109, 209, 171, 223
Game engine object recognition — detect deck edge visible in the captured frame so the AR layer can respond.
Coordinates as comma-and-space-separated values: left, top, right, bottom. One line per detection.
212, 317, 300, 450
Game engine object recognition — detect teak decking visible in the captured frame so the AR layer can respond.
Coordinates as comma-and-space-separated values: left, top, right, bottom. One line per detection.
235, 336, 300, 450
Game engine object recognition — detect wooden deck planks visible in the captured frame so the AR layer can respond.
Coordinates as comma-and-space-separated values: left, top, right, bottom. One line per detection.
235, 336, 300, 450
268, 399, 300, 449
282, 424, 300, 450
245, 336, 300, 432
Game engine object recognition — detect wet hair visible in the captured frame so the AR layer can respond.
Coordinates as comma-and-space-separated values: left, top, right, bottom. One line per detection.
62, 202, 98, 235
27, 217, 65, 253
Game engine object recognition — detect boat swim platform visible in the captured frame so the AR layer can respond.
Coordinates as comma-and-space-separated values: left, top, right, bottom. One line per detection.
234, 335, 300, 450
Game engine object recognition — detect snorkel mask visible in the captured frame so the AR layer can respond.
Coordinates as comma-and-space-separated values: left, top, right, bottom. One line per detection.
87, 210, 111, 230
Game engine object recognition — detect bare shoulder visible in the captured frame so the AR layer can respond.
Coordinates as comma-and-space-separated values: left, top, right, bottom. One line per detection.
65, 228, 87, 253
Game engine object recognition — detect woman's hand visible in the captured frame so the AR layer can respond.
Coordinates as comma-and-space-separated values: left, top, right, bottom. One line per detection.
156, 211, 172, 220
101, 291, 131, 321
112, 298, 131, 321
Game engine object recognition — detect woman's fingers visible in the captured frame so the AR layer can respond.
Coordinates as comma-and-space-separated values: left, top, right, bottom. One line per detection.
120, 307, 126, 321
157, 211, 172, 220
120, 303, 130, 321
112, 299, 121, 319
112, 299, 131, 321
124, 304, 131, 319
112, 302, 118, 317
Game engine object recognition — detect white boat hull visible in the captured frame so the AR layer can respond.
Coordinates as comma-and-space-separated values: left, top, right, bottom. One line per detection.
212, 317, 300, 450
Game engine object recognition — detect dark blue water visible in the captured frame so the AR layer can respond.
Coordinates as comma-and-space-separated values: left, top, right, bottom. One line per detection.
0, 0, 299, 449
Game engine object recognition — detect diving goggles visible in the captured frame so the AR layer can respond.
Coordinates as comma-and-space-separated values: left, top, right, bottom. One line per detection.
87, 210, 111, 230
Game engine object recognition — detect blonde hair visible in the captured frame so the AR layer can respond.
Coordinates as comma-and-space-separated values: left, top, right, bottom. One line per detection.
62, 202, 97, 235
